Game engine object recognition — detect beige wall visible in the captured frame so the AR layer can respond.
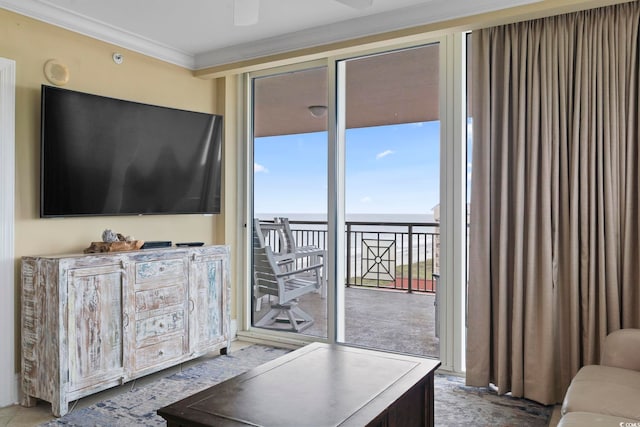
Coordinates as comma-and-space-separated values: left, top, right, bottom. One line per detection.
0, 7, 223, 400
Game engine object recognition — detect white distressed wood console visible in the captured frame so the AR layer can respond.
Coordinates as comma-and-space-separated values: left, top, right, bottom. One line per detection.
20, 245, 231, 417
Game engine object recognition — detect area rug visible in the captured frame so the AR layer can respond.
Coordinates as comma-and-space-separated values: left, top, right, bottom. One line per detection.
434, 375, 551, 426
41, 345, 551, 427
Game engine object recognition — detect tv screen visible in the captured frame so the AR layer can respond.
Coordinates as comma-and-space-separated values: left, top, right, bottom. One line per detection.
40, 85, 223, 217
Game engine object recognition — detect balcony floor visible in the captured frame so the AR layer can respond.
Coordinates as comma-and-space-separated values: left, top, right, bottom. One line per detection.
254, 286, 439, 358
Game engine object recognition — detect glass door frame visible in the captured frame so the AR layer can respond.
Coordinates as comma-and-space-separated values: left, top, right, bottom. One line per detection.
238, 34, 468, 373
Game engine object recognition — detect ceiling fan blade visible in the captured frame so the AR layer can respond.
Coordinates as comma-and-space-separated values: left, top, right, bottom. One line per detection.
234, 0, 260, 26
335, 0, 374, 10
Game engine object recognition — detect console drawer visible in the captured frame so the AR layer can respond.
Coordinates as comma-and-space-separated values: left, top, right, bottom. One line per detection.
135, 336, 185, 371
135, 284, 185, 312
135, 310, 185, 344
135, 259, 185, 285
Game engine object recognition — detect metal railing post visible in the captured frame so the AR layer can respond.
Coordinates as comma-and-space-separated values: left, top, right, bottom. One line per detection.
407, 224, 413, 293
346, 222, 352, 287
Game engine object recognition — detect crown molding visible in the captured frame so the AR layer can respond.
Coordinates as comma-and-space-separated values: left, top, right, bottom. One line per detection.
0, 0, 195, 68
0, 0, 540, 70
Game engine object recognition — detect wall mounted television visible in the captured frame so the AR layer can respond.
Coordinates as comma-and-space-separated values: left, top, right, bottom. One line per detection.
40, 85, 223, 217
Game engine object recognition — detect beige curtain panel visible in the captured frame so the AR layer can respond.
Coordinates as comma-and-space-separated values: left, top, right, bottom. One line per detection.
467, 2, 640, 405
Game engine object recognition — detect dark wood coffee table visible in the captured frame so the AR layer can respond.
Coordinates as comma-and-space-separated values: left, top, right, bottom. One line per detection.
158, 342, 440, 427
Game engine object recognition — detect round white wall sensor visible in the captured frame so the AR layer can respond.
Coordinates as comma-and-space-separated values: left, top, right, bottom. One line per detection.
43, 59, 69, 86
112, 53, 124, 64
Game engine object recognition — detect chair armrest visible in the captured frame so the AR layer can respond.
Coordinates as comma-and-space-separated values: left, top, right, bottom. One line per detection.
295, 246, 325, 257
601, 329, 640, 371
275, 263, 323, 278
273, 253, 295, 264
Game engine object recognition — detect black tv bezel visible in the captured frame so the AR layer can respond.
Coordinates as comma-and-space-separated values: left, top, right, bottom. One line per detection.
39, 85, 223, 218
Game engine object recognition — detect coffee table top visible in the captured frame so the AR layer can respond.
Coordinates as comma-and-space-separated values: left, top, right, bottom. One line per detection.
158, 342, 440, 427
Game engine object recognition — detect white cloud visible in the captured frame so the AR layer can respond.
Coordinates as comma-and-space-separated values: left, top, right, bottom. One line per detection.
360, 196, 372, 203
376, 150, 395, 160
254, 163, 269, 173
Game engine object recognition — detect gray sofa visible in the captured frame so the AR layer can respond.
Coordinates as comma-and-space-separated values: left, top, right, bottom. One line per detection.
558, 329, 640, 426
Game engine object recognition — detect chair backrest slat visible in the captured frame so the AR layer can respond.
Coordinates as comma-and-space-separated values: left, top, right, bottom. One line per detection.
275, 217, 296, 254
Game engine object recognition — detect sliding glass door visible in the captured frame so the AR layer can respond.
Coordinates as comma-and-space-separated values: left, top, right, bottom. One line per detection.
336, 43, 442, 358
250, 63, 329, 338
244, 34, 469, 373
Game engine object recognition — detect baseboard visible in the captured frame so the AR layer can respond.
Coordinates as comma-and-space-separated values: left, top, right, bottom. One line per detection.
14, 373, 20, 404
230, 318, 237, 339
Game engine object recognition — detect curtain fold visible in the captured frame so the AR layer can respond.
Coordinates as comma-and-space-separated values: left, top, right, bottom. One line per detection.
467, 2, 640, 405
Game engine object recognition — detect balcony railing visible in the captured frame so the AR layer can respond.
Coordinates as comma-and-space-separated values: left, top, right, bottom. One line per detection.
258, 219, 439, 294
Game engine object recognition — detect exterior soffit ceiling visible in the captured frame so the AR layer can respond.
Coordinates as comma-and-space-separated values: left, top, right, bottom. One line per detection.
254, 43, 440, 138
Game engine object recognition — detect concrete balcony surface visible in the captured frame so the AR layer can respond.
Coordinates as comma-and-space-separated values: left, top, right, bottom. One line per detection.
254, 286, 440, 358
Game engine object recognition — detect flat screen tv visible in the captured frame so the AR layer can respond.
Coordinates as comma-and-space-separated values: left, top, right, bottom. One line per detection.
40, 85, 223, 217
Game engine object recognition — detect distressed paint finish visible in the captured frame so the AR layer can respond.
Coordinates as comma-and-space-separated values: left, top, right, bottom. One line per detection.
67, 266, 125, 393
21, 246, 230, 417
134, 336, 185, 371
136, 259, 185, 283
135, 311, 185, 343
135, 284, 184, 311
21, 258, 64, 414
188, 246, 231, 357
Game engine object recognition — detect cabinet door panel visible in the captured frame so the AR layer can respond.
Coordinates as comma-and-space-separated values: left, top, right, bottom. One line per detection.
67, 265, 125, 392
190, 256, 224, 353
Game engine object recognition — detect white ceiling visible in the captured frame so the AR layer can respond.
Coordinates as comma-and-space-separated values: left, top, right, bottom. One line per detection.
0, 0, 540, 70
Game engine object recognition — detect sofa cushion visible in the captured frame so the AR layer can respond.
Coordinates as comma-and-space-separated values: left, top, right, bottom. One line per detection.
562, 365, 640, 420
558, 411, 640, 427
601, 329, 640, 371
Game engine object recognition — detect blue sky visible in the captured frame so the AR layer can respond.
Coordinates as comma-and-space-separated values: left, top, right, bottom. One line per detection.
254, 121, 440, 215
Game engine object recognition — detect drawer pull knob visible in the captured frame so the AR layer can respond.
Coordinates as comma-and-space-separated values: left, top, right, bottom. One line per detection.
159, 350, 164, 356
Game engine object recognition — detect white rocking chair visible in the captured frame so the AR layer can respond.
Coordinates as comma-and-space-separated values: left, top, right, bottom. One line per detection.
253, 243, 322, 332
253, 219, 295, 311
274, 217, 327, 298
